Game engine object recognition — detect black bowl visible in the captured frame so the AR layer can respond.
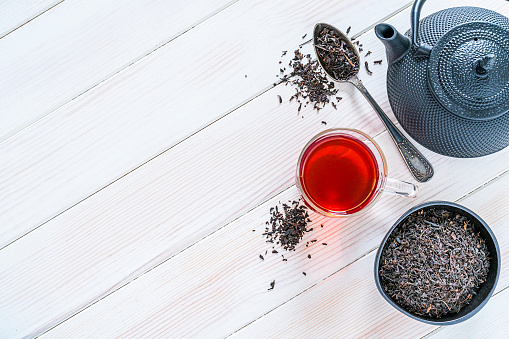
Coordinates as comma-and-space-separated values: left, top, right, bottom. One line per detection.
374, 201, 500, 325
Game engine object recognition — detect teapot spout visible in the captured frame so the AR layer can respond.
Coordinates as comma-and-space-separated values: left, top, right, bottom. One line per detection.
375, 23, 411, 65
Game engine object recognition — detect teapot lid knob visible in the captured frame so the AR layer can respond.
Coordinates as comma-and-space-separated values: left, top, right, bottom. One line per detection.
427, 22, 509, 120
473, 54, 495, 78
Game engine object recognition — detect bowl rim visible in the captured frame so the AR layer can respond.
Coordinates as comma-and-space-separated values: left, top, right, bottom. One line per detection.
374, 200, 501, 325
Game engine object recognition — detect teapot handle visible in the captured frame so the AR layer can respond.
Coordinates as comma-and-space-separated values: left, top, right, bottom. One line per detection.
411, 0, 432, 57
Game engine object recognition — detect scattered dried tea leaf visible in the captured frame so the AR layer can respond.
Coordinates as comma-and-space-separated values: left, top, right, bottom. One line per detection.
279, 50, 338, 112
264, 199, 312, 251
365, 61, 372, 75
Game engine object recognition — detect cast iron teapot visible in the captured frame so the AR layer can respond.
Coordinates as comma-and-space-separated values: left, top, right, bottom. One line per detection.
375, 0, 509, 158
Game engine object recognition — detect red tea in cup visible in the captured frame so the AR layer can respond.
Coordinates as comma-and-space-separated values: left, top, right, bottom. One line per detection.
296, 129, 417, 217
300, 134, 379, 214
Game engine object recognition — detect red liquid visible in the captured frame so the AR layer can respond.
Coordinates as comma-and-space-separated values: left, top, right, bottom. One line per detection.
299, 134, 379, 214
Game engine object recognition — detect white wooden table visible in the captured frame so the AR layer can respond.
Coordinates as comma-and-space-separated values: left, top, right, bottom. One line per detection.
1, 0, 508, 337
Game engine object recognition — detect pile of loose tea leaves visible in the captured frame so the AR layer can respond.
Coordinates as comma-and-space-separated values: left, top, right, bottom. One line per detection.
263, 199, 312, 251
277, 28, 382, 113
379, 208, 490, 318
279, 49, 338, 112
314, 27, 360, 81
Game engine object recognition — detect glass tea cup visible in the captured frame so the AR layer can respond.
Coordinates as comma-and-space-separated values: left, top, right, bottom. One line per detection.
296, 128, 417, 217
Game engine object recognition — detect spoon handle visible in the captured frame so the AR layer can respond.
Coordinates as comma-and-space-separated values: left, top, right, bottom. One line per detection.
349, 76, 434, 182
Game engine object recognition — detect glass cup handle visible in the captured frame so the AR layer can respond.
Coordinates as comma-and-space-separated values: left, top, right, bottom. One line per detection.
384, 177, 418, 198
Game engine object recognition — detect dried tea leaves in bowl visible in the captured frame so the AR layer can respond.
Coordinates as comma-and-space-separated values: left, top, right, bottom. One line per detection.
379, 208, 490, 318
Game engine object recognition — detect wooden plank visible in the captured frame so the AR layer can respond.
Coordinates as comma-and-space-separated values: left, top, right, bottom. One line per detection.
0, 0, 411, 249
0, 0, 62, 38
229, 171, 509, 338
0, 0, 235, 140
42, 153, 509, 338
426, 288, 509, 338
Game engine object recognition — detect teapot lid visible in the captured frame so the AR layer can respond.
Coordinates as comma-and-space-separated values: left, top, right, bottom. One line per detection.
428, 22, 509, 120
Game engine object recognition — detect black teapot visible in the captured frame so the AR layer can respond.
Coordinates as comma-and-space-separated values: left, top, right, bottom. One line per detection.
375, 0, 509, 158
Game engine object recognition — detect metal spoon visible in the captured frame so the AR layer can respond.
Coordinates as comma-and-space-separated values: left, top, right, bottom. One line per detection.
313, 23, 433, 183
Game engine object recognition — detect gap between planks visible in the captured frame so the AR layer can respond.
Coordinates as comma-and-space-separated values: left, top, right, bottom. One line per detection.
456, 169, 509, 203
350, 1, 413, 40
227, 245, 380, 337
420, 284, 509, 339
227, 169, 509, 337
0, 0, 65, 39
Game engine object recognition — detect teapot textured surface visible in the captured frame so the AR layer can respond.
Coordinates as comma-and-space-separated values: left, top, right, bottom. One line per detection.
380, 6, 509, 158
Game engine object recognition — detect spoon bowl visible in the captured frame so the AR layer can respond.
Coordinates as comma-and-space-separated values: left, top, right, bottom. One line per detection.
313, 23, 360, 82
313, 23, 434, 183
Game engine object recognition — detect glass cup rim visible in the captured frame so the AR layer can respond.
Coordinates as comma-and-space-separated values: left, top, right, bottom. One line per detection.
296, 128, 388, 217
